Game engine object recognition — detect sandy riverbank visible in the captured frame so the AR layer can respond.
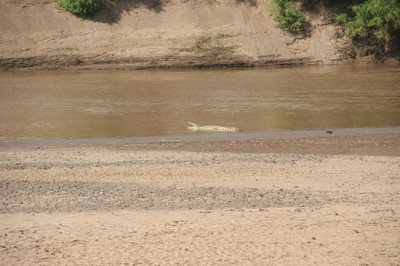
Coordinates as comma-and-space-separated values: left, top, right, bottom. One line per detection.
0, 0, 353, 70
0, 130, 399, 265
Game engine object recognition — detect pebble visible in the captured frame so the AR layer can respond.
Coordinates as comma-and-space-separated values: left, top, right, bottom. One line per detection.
0, 180, 351, 213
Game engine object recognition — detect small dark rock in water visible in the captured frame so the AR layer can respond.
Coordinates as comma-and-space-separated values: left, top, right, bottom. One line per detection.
353, 229, 360, 234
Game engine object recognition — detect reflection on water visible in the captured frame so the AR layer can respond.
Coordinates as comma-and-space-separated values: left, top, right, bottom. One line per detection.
0, 65, 399, 139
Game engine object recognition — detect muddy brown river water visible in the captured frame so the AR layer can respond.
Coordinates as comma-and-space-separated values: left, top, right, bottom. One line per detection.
0, 65, 399, 139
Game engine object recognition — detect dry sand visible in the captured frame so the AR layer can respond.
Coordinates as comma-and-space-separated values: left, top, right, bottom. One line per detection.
0, 0, 352, 70
1, 129, 400, 265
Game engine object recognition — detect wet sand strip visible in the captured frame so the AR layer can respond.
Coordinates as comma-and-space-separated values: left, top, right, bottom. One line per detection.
1, 126, 400, 156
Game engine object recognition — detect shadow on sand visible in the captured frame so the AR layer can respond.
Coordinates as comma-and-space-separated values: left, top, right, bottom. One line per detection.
95, 0, 165, 24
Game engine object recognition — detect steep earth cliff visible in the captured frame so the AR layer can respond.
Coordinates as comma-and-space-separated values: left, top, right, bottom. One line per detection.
0, 0, 357, 69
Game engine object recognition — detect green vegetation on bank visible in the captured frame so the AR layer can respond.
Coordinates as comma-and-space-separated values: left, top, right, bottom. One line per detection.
58, 0, 100, 19
336, 0, 400, 39
270, 0, 400, 42
271, 0, 305, 34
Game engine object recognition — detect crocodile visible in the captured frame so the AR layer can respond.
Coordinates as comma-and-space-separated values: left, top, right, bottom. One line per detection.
187, 122, 239, 133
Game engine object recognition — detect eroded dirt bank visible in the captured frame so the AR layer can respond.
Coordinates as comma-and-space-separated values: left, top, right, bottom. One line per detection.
0, 0, 354, 69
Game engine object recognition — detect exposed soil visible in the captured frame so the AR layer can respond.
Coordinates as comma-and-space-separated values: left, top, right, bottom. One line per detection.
0, 0, 356, 69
